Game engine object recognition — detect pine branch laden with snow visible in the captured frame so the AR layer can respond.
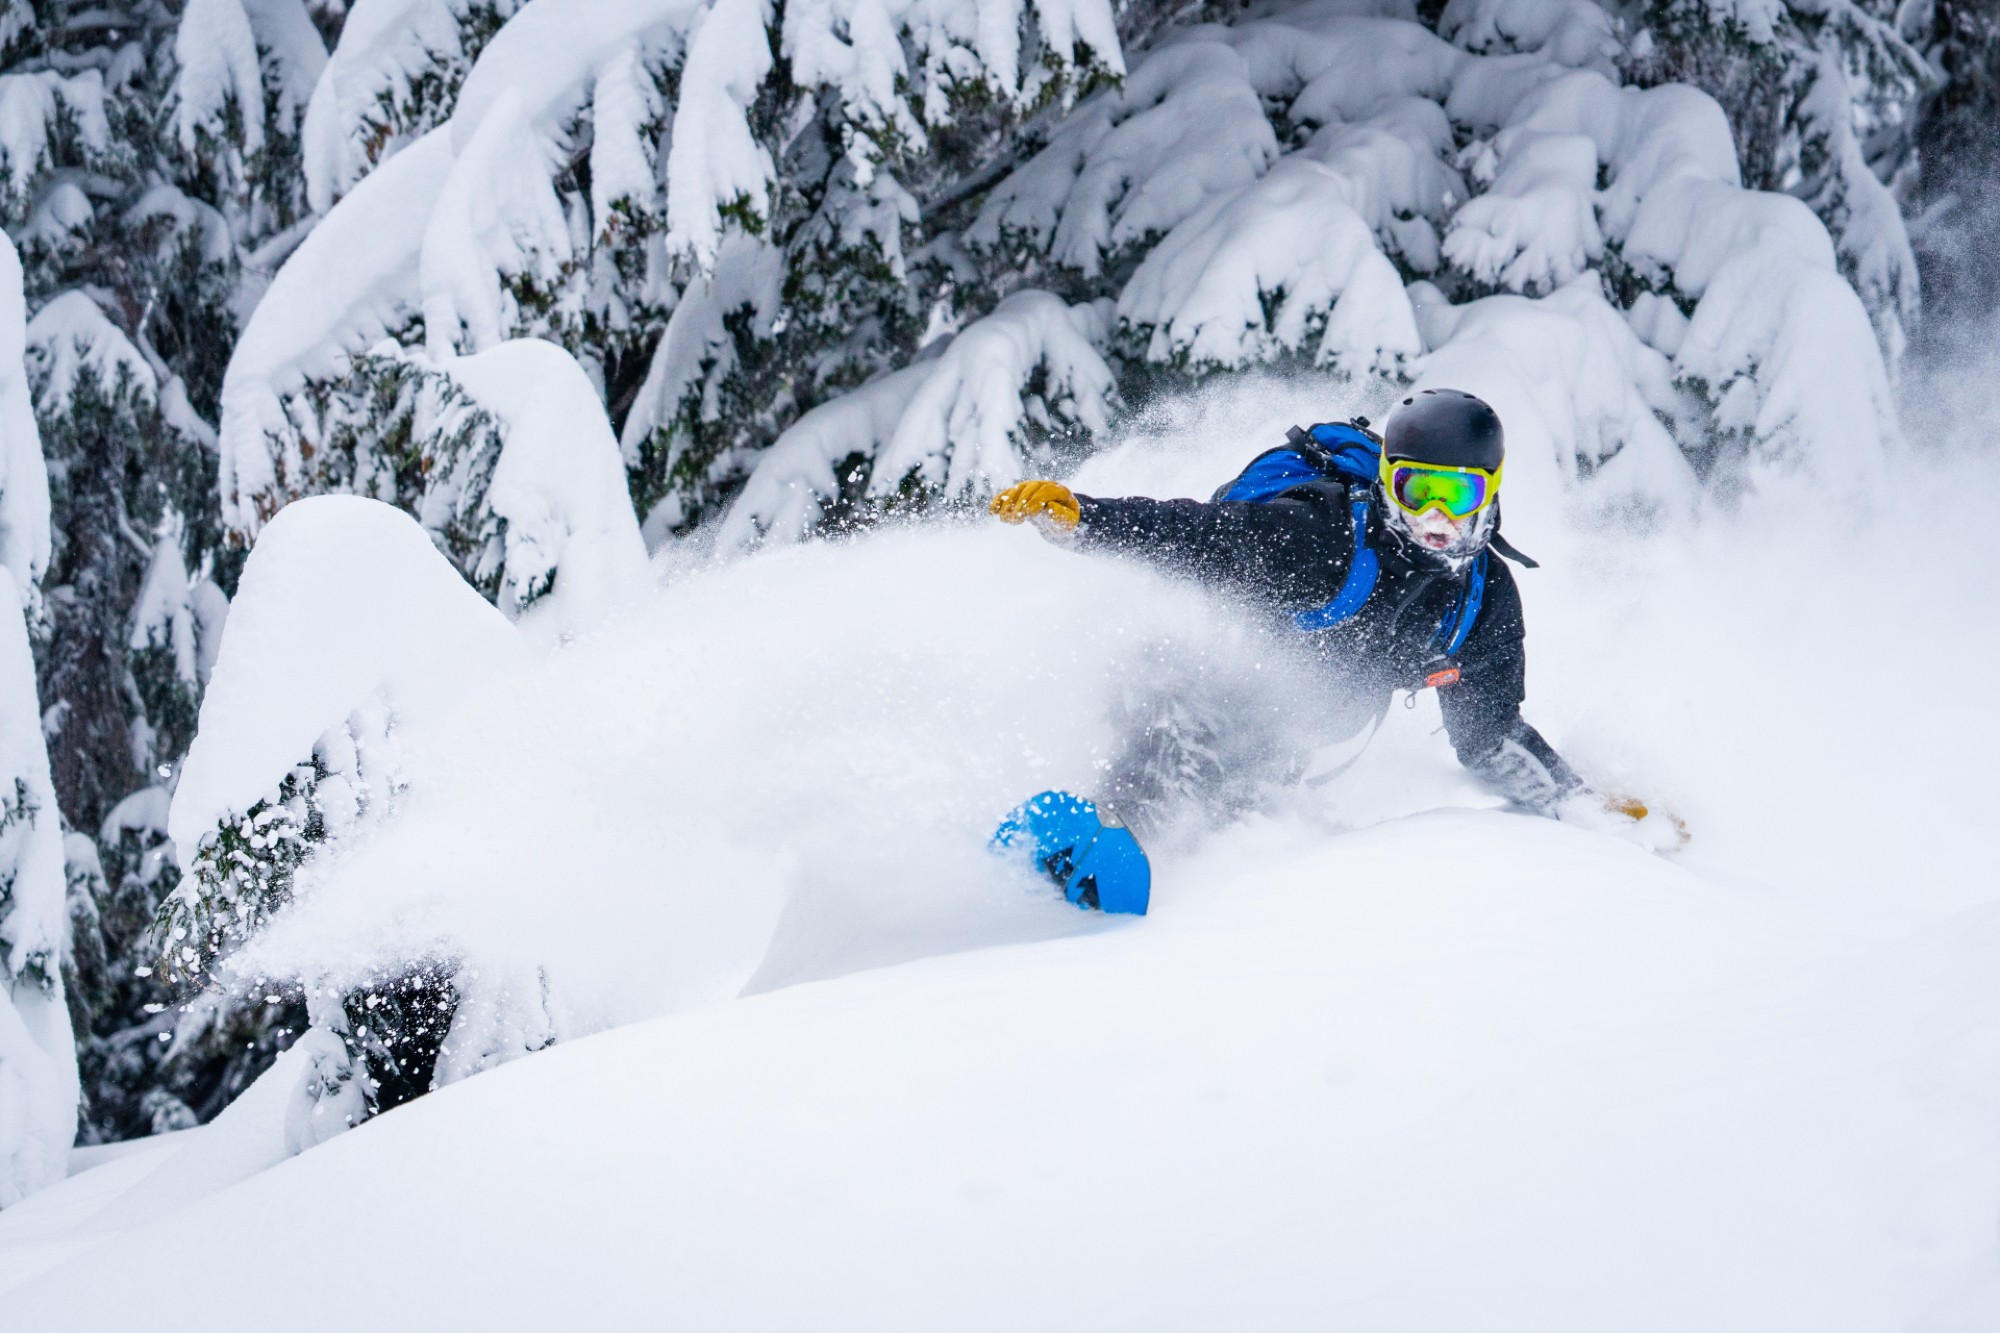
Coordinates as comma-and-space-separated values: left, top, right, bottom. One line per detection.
715, 362, 927, 547
231, 0, 1905, 551
0, 232, 45, 602
1116, 156, 1425, 374
0, 225, 71, 1205
967, 39, 1280, 279
617, 232, 784, 531
173, 0, 269, 160
0, 570, 76, 1207
221, 128, 456, 537
233, 0, 1128, 542
243, 0, 334, 138
726, 289, 1114, 544
418, 90, 582, 359
1446, 129, 1603, 292
716, 0, 1894, 540
663, 0, 777, 274
172, 0, 333, 237
127, 525, 206, 778
1624, 0, 1931, 365
154, 721, 395, 990
433, 339, 652, 622
1790, 43, 1921, 364
0, 70, 109, 219
1439, 0, 1623, 71
301, 0, 524, 213
24, 292, 160, 416
225, 329, 646, 623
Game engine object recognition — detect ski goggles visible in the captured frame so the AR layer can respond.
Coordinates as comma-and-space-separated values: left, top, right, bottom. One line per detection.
1380, 457, 1502, 520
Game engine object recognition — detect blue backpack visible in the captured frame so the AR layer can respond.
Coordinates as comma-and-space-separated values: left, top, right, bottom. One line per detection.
1213, 419, 1488, 657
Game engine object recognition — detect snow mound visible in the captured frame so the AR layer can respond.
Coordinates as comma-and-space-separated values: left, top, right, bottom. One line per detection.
167, 496, 518, 868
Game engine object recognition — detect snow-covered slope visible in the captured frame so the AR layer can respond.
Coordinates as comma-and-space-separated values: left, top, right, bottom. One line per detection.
4, 379, 1997, 1326
5, 816, 1999, 1329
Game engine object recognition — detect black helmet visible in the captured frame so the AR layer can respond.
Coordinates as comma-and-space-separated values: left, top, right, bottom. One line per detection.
1384, 389, 1504, 471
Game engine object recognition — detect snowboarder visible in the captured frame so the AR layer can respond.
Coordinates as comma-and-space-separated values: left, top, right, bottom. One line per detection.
990, 388, 1681, 848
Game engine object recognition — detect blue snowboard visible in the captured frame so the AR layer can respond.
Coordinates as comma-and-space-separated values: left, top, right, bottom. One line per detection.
992, 791, 1150, 915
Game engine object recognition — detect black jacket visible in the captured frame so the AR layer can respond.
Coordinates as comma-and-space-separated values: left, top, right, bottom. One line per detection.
1074, 477, 1585, 811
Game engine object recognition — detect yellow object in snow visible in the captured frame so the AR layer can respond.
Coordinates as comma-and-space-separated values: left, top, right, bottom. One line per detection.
990, 480, 1080, 530
1607, 795, 1650, 821
1608, 793, 1691, 846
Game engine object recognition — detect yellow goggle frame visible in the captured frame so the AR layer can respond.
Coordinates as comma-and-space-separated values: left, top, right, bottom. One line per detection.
1378, 455, 1503, 520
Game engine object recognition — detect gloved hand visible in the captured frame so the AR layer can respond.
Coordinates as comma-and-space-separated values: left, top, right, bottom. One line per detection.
1557, 790, 1690, 854
989, 480, 1080, 533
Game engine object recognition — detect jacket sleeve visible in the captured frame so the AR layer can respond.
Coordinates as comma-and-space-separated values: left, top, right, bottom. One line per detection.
1073, 484, 1354, 608
1437, 558, 1587, 813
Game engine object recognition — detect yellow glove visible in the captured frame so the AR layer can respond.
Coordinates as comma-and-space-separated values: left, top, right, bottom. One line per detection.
1605, 795, 1650, 821
989, 480, 1080, 531
1606, 794, 1691, 848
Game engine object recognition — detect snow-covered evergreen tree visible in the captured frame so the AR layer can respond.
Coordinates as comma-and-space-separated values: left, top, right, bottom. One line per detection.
0, 226, 77, 1206
220, 0, 1127, 546
0, 0, 343, 1141
221, 0, 1904, 565
1621, 0, 1931, 363
725, 0, 1899, 536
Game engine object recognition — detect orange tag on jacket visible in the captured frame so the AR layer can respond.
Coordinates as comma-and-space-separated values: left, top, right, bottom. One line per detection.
1425, 668, 1461, 689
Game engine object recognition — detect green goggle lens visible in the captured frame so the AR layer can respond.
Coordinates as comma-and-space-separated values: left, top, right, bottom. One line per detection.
1388, 464, 1492, 519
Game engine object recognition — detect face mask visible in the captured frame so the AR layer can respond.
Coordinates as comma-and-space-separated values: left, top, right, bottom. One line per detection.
1404, 506, 1468, 553
1385, 496, 1494, 570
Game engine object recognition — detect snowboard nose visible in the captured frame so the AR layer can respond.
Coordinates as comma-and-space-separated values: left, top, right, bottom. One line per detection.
992, 790, 1151, 916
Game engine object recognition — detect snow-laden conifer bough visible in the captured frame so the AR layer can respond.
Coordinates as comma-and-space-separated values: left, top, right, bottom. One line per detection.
0, 230, 76, 1208
210, 0, 1901, 566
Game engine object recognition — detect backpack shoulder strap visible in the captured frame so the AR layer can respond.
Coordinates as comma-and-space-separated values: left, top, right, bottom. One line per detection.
1292, 489, 1380, 632
1431, 550, 1489, 656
